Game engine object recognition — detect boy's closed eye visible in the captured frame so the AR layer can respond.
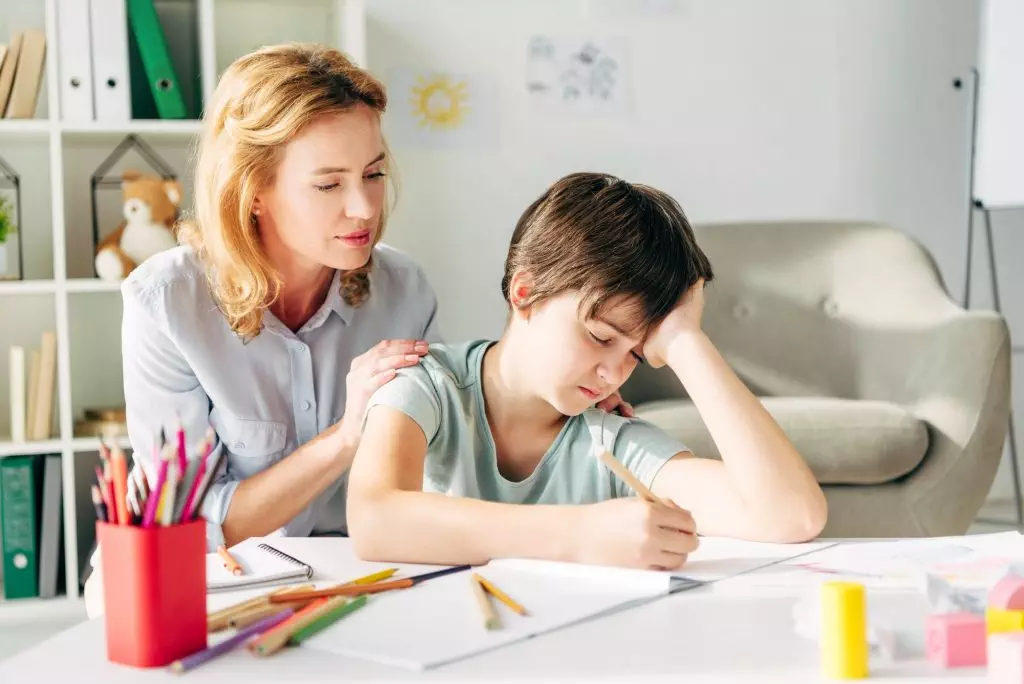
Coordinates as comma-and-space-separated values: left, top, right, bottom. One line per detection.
586, 327, 646, 364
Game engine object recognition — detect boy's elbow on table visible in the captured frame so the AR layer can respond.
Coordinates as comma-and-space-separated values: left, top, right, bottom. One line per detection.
347, 492, 400, 561
774, 487, 828, 543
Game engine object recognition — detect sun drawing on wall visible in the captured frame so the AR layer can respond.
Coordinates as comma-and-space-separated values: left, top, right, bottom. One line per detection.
409, 73, 470, 130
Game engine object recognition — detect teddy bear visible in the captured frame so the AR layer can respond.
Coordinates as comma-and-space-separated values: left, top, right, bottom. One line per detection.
94, 170, 182, 281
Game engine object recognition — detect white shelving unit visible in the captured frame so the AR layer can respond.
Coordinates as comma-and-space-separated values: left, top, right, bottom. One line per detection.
0, 0, 365, 611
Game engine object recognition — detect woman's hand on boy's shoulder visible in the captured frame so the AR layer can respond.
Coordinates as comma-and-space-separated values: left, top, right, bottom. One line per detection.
643, 280, 706, 368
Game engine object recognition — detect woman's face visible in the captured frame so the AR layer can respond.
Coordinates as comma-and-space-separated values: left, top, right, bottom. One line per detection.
255, 105, 388, 273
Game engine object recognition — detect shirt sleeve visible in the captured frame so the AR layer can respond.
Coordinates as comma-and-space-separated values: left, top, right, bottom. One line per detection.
612, 418, 691, 498
120, 278, 235, 551
363, 364, 442, 444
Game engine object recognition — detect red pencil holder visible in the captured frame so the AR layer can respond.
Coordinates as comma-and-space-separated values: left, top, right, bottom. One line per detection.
97, 520, 207, 668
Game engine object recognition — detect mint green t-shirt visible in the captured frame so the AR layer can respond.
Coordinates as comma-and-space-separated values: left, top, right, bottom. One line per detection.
364, 340, 689, 504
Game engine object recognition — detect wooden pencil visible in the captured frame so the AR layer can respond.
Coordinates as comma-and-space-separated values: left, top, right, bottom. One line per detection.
230, 599, 313, 629
288, 595, 369, 645
170, 608, 294, 673
473, 573, 528, 616
472, 575, 500, 630
595, 449, 670, 506
248, 597, 338, 657
268, 577, 414, 603
217, 545, 244, 576
207, 583, 314, 633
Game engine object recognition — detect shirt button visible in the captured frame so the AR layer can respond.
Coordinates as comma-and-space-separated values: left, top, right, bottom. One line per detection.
233, 441, 245, 450
301, 400, 312, 411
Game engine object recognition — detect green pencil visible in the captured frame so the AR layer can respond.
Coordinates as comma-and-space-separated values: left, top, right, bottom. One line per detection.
288, 595, 369, 645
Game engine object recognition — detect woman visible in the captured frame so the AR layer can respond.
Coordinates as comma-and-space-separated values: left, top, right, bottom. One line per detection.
86, 43, 630, 613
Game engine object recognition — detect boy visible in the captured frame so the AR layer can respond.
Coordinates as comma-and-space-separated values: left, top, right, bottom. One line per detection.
347, 172, 826, 570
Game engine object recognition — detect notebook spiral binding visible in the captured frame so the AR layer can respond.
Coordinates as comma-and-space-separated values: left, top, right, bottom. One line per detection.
258, 543, 314, 579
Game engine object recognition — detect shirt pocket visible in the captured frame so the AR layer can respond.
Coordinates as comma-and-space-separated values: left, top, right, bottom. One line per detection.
215, 413, 288, 477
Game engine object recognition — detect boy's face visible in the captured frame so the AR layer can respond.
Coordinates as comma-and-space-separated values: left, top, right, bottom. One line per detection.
517, 292, 646, 416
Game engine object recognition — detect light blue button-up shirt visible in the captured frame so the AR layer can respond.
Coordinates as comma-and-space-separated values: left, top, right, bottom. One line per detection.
120, 243, 441, 550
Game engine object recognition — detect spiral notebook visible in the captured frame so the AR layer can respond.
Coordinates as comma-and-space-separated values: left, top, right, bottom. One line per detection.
206, 539, 314, 593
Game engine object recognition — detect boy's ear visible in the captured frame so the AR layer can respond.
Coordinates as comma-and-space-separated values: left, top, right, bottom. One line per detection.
508, 271, 534, 310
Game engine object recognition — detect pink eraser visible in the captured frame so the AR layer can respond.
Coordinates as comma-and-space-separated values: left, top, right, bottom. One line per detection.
990, 576, 1024, 612
926, 613, 987, 668
988, 632, 1024, 683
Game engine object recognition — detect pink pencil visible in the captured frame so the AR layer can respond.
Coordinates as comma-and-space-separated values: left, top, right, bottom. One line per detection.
182, 434, 213, 522
142, 449, 170, 528
175, 416, 188, 478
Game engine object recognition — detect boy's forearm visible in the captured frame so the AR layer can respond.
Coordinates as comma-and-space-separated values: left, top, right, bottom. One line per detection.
666, 332, 826, 526
349, 491, 578, 566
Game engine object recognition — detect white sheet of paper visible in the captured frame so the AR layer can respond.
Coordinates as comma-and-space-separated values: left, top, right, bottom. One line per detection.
298, 561, 668, 670
384, 69, 498, 148
525, 35, 632, 117
296, 536, 828, 670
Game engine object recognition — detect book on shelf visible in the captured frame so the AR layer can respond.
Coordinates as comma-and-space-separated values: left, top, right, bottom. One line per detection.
6, 331, 58, 443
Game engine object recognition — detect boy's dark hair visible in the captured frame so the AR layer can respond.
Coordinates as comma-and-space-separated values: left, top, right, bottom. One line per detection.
501, 172, 713, 336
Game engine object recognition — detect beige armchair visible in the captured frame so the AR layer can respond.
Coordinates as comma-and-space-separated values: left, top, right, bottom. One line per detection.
623, 221, 1012, 537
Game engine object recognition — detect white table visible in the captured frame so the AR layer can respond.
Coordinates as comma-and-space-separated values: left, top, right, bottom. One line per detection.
0, 540, 992, 683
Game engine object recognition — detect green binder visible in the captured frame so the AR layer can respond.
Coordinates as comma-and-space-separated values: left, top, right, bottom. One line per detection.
126, 0, 187, 119
1, 455, 44, 599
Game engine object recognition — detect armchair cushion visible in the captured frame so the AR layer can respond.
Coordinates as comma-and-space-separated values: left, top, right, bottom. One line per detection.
635, 396, 928, 485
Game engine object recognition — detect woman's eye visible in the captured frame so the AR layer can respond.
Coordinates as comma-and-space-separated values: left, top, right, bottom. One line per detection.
315, 183, 340, 192
366, 171, 387, 180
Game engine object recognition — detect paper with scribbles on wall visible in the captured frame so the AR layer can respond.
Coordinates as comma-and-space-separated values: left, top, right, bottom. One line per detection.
385, 69, 498, 148
525, 35, 632, 117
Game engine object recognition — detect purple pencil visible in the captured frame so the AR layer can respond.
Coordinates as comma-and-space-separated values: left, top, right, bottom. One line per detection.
168, 607, 294, 673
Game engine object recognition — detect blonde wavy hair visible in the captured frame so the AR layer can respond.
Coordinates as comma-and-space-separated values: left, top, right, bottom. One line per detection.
179, 43, 392, 339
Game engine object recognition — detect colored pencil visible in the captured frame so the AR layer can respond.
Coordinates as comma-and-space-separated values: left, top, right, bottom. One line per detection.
288, 595, 368, 645
595, 449, 670, 506
207, 583, 314, 633
175, 416, 188, 476
95, 466, 114, 524
472, 575, 501, 630
407, 565, 472, 584
91, 485, 107, 523
169, 607, 294, 673
142, 449, 169, 528
268, 578, 414, 603
229, 598, 315, 629
343, 568, 398, 585
473, 573, 528, 616
159, 460, 178, 526
249, 597, 335, 657
110, 447, 130, 526
217, 545, 244, 576
190, 436, 225, 519
102, 462, 118, 525
181, 434, 213, 521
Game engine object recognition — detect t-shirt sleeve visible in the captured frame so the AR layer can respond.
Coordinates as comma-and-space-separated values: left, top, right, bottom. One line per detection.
612, 418, 691, 498
363, 365, 442, 444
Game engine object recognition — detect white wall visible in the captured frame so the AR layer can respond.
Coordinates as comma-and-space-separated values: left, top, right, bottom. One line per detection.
367, 0, 1020, 501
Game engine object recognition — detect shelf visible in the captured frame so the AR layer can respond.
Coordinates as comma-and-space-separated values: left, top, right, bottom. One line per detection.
0, 280, 123, 294
60, 120, 204, 139
70, 435, 131, 452
0, 439, 63, 458
0, 596, 85, 624
0, 280, 58, 295
65, 279, 122, 294
0, 120, 53, 136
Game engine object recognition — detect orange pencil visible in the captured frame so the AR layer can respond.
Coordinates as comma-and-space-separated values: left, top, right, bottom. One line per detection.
268, 577, 414, 603
217, 545, 244, 576
110, 447, 130, 526
473, 573, 528, 616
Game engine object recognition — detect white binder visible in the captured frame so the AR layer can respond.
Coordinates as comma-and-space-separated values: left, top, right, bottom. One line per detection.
89, 0, 131, 120
56, 0, 95, 121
